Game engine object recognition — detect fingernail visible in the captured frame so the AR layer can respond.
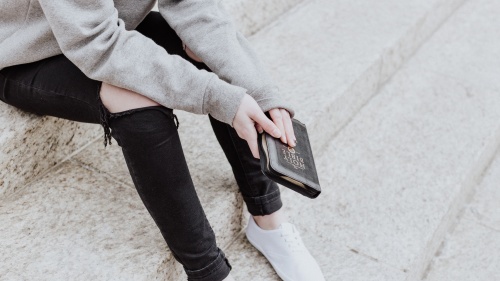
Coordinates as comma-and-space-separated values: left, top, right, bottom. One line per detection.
272, 129, 281, 138
258, 128, 263, 134
291, 140, 296, 147
283, 136, 287, 144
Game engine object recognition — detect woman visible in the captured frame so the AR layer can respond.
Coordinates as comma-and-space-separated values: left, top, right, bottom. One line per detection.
0, 0, 325, 280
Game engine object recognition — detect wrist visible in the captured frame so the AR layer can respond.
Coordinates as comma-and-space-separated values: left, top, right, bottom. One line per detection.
203, 76, 247, 125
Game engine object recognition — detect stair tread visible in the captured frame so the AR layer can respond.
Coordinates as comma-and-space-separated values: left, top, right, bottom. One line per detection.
0, 0, 484, 279
153, 0, 305, 36
248, 0, 461, 149
228, 0, 500, 278
225, 222, 407, 280
425, 150, 500, 280
0, 108, 101, 196
272, 0, 500, 278
0, 162, 181, 280
1, 144, 242, 281
425, 218, 500, 281
222, 0, 304, 36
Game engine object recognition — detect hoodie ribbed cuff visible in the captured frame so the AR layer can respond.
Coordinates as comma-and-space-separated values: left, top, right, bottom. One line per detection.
203, 76, 247, 126
247, 84, 295, 118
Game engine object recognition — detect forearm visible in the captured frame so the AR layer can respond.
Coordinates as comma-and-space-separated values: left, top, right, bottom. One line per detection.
159, 0, 295, 116
38, 0, 246, 125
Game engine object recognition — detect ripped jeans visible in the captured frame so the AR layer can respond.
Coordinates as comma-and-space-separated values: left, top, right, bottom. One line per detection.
0, 12, 282, 281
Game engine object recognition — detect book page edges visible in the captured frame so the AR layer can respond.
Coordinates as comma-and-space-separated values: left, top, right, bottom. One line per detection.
265, 131, 320, 190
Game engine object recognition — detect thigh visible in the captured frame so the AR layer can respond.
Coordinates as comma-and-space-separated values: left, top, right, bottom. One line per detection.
0, 55, 102, 124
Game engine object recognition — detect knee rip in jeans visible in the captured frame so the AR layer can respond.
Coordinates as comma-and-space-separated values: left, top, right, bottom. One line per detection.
97, 93, 179, 147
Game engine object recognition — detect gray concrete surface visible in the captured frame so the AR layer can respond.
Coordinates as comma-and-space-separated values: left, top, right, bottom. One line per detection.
225, 0, 500, 280
425, 149, 500, 281
2, 0, 500, 280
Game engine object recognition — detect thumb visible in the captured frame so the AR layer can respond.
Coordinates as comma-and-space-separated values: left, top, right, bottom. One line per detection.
253, 110, 281, 138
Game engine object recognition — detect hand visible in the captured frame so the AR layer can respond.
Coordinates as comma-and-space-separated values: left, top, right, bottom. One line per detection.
233, 94, 282, 158
256, 108, 296, 147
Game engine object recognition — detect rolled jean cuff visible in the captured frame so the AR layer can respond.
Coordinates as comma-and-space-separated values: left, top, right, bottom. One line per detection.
185, 248, 232, 281
243, 188, 283, 216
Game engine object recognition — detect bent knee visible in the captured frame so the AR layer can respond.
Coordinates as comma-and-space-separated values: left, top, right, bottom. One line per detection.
99, 82, 160, 113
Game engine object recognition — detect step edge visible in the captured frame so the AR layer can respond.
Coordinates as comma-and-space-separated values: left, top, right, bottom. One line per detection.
309, 0, 468, 153
406, 118, 500, 280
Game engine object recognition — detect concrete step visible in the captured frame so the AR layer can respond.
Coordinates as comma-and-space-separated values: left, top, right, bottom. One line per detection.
0, 161, 185, 280
173, 0, 465, 234
227, 0, 500, 280
424, 148, 500, 281
226, 228, 408, 281
222, 0, 305, 37
153, 0, 306, 37
0, 110, 101, 197
249, 0, 466, 151
0, 0, 476, 280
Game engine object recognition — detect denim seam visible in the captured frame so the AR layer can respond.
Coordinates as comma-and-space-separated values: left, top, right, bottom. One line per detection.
185, 250, 228, 279
1, 63, 109, 146
247, 200, 282, 216
185, 251, 221, 274
2, 74, 98, 109
3, 74, 106, 144
242, 188, 281, 205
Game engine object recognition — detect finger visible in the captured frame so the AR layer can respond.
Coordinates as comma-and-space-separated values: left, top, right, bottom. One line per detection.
245, 129, 260, 159
269, 109, 286, 144
255, 123, 264, 134
252, 110, 281, 138
281, 109, 296, 147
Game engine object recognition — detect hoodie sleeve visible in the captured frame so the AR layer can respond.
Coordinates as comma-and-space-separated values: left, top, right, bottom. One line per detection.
37, 0, 247, 125
158, 0, 295, 117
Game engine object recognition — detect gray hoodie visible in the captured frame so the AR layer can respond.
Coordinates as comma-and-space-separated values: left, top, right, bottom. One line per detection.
0, 0, 294, 125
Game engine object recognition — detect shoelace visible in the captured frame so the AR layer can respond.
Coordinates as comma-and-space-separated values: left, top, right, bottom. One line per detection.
279, 224, 307, 253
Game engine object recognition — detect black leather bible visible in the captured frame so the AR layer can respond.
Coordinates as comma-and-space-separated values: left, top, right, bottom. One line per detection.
258, 118, 321, 198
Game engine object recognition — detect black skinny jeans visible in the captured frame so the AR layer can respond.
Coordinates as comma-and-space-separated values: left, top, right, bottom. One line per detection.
0, 12, 282, 281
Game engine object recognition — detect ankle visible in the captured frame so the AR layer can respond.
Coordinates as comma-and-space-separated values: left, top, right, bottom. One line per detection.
252, 208, 288, 230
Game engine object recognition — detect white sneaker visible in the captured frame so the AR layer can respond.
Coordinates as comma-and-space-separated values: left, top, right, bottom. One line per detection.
245, 216, 325, 281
